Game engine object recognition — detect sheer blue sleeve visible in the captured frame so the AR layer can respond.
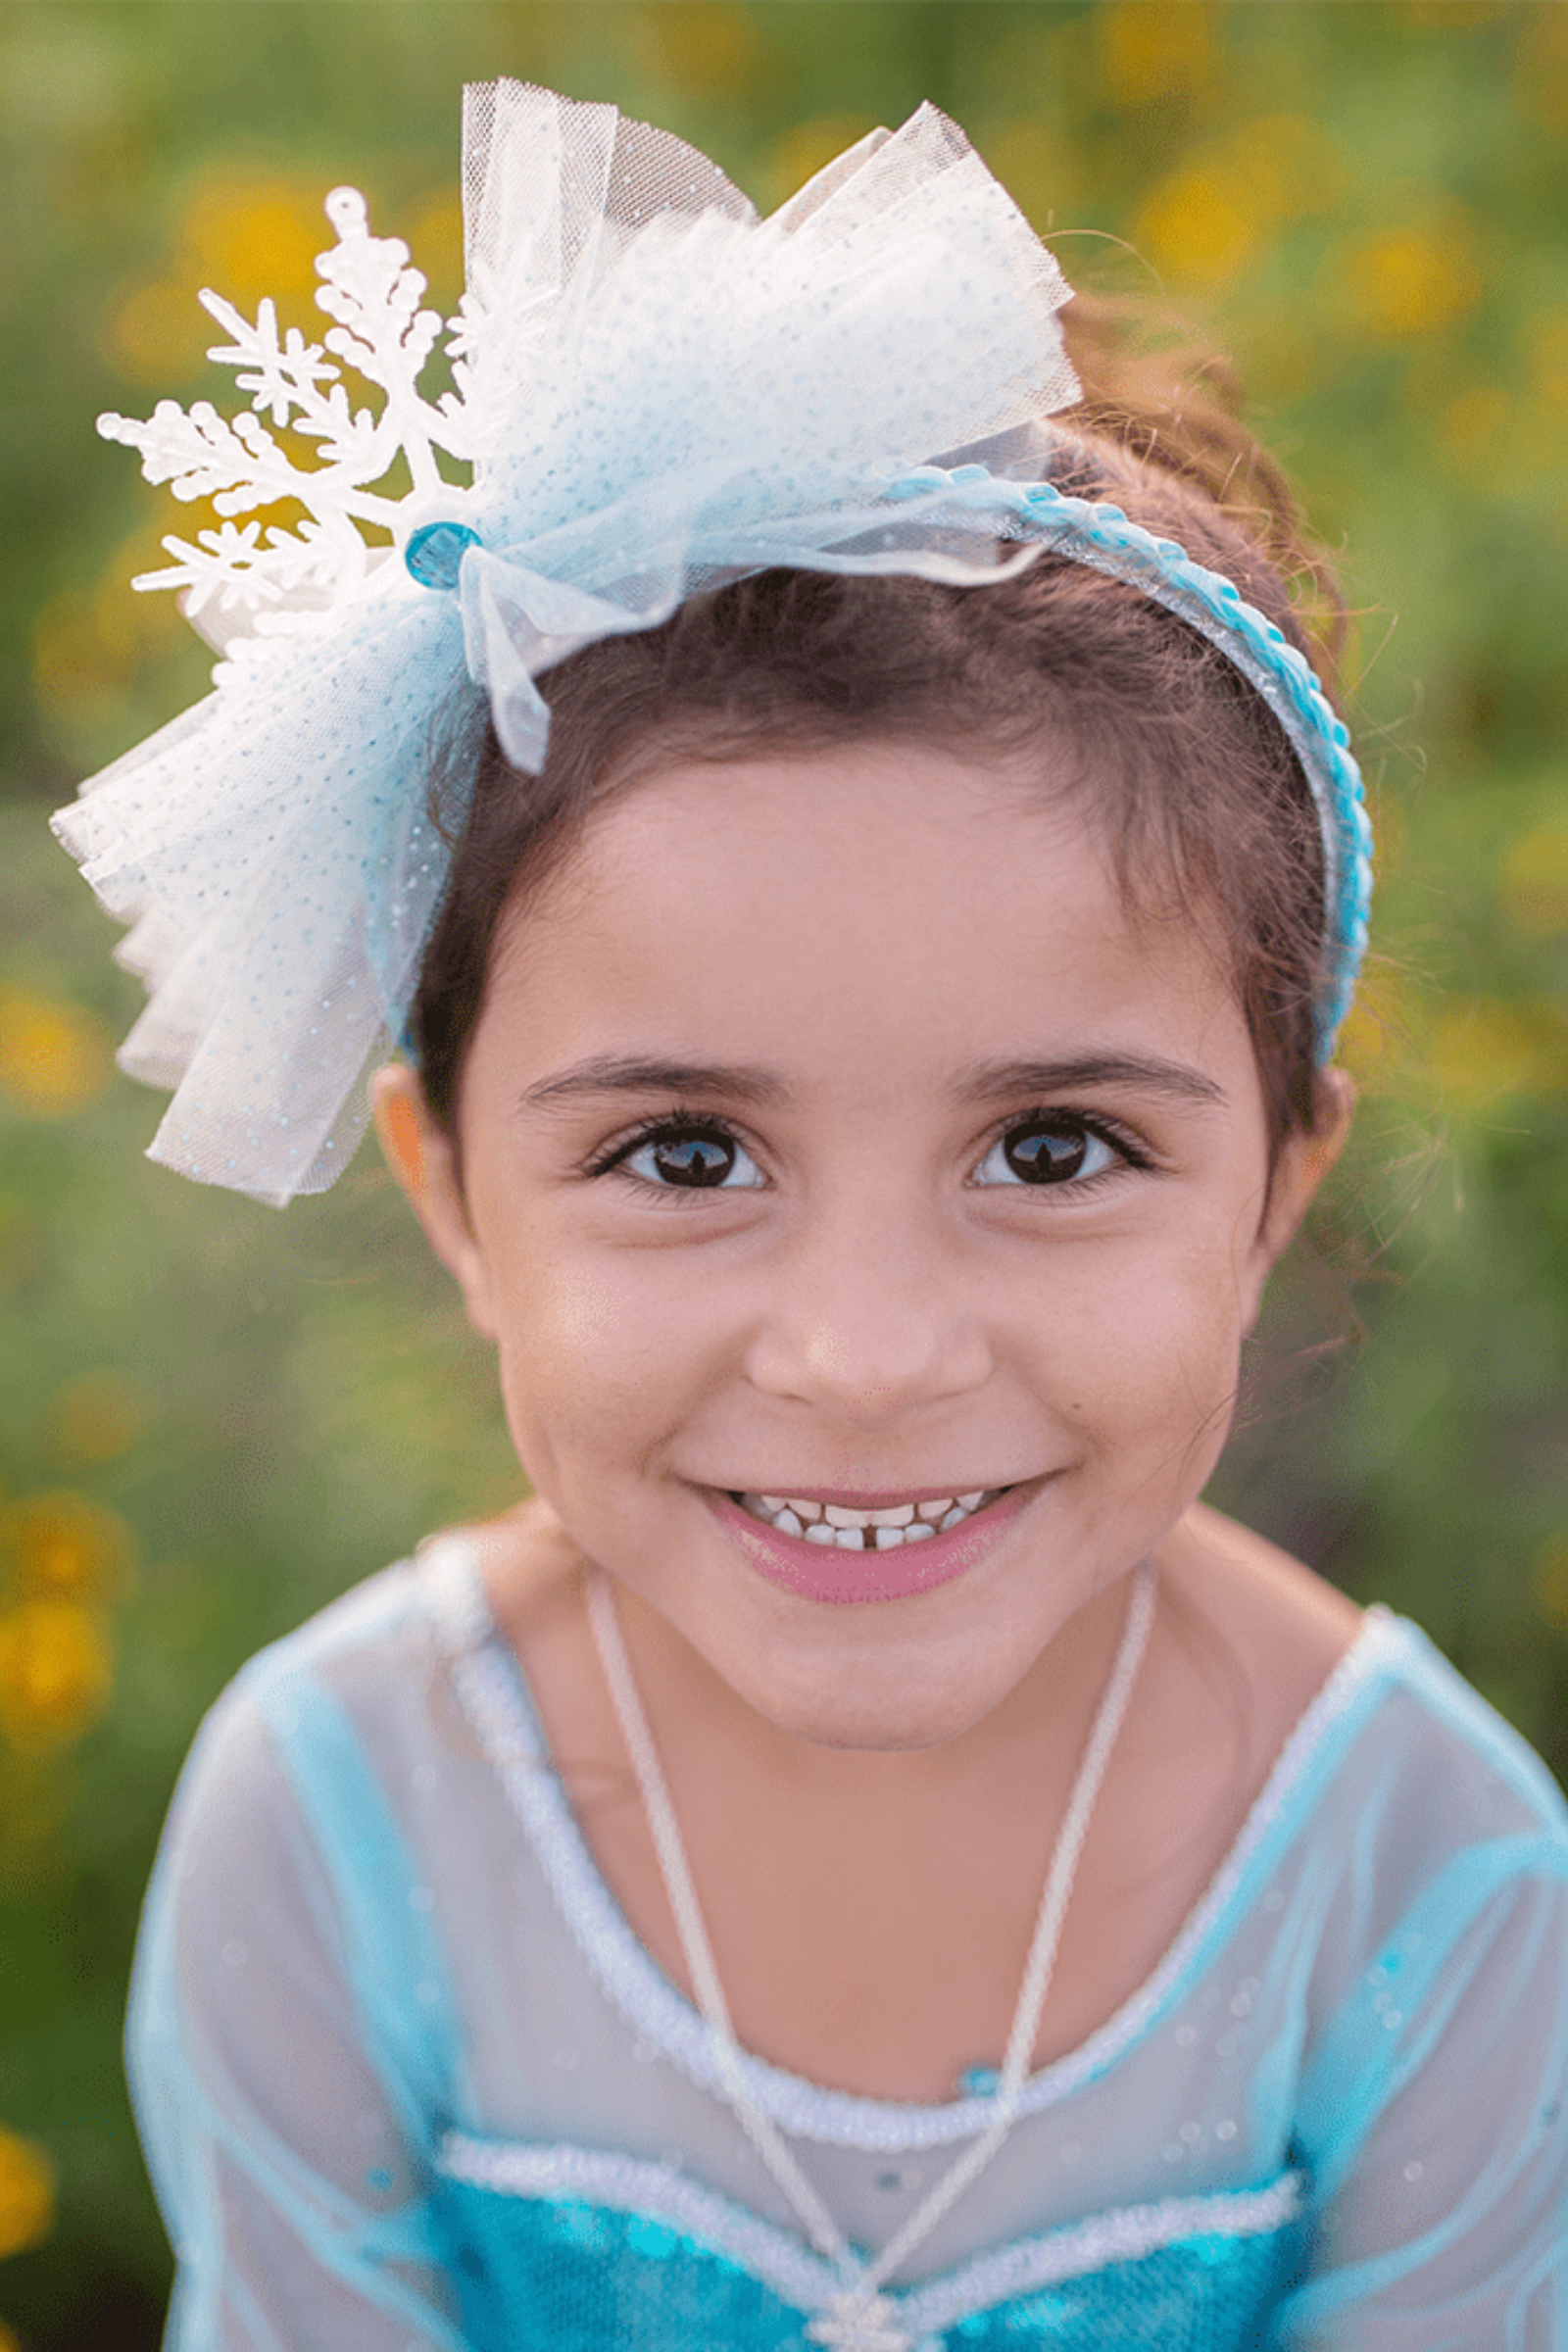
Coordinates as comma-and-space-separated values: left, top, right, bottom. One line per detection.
1280, 1688, 1568, 2347
127, 1657, 468, 2351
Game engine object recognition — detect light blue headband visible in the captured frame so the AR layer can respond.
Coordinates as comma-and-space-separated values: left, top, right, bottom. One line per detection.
53, 81, 1370, 1206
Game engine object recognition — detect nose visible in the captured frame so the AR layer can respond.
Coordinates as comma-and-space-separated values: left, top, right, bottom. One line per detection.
743, 1204, 994, 1426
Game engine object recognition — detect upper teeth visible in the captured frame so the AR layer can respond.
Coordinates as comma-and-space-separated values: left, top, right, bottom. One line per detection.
741, 1491, 998, 1545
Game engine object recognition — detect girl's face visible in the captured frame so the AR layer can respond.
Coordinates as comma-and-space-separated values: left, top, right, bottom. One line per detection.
383, 739, 1345, 1751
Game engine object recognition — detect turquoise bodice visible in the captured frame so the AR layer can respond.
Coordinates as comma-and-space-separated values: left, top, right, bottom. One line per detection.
433, 2136, 1306, 2351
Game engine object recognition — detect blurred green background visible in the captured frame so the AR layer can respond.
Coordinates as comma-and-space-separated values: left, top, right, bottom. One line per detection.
1, 2, 1565, 2342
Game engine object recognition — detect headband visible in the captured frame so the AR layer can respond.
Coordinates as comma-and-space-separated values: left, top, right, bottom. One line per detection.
54, 82, 1370, 1206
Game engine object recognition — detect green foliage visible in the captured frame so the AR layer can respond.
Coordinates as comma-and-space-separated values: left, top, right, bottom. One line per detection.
2, 6, 1565, 2344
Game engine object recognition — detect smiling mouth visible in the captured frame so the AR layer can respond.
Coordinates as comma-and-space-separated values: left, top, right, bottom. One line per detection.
729, 1487, 1011, 1549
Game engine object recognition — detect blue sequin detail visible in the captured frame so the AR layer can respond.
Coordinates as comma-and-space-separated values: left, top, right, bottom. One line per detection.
957, 2067, 1002, 2098
432, 2147, 1306, 2352
439, 2181, 799, 2350
405, 520, 480, 591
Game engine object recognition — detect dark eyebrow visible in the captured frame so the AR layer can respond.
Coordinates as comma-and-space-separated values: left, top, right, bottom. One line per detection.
518, 1055, 790, 1115
518, 1050, 1224, 1116
953, 1054, 1228, 1110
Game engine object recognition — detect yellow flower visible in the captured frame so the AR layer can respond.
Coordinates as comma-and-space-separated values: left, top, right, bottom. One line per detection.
109, 170, 325, 386
1517, 1, 1568, 131
637, 1, 759, 99
0, 990, 111, 1118
1335, 965, 1418, 1090
1500, 826, 1568, 938
1133, 112, 1348, 297
0, 2125, 54, 2258
1336, 216, 1482, 342
0, 1598, 113, 1753
107, 275, 208, 386
1096, 1, 1215, 109
1132, 162, 1257, 288
3, 1492, 131, 1599
181, 174, 323, 305
1427, 996, 1568, 1112
404, 192, 465, 316
1527, 311, 1568, 410
1226, 115, 1348, 227
1427, 366, 1563, 492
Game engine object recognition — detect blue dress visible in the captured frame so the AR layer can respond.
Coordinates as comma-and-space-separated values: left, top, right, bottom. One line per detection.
127, 1536, 1568, 2348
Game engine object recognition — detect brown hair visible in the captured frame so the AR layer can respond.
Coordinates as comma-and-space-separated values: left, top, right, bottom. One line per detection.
413, 296, 1349, 1166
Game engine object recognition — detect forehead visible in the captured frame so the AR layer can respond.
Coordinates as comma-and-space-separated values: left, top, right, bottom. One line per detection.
483, 739, 1246, 1089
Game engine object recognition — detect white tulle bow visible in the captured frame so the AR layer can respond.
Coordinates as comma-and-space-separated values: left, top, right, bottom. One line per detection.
53, 85, 1084, 1204
54, 82, 1371, 1209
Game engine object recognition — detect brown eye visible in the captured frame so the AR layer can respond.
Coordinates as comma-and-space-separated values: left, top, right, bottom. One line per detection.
973, 1116, 1124, 1189
615, 1124, 765, 1191
649, 1132, 735, 1186
1004, 1120, 1091, 1183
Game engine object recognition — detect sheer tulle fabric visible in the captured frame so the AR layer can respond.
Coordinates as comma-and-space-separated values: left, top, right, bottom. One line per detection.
128, 1542, 1568, 2349
54, 90, 1076, 1207
54, 85, 1369, 1205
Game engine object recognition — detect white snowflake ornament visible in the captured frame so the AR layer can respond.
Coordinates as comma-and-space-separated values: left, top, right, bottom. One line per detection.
99, 183, 480, 645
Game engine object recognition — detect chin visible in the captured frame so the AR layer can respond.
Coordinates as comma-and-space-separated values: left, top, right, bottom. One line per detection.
724, 1638, 1014, 1755
765, 1701, 979, 1756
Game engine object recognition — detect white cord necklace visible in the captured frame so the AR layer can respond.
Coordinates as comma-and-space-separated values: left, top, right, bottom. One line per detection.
585, 1561, 1157, 2352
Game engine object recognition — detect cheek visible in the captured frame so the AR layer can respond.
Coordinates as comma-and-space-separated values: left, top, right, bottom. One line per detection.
1049, 1231, 1250, 1457
485, 1243, 721, 1485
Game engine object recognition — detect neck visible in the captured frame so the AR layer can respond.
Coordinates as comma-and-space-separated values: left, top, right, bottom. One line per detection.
585, 1552, 1161, 2304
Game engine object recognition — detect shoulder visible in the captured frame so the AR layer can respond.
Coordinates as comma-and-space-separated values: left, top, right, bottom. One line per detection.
1274, 1613, 1568, 2198
1165, 1502, 1362, 1701
456, 1494, 588, 1642
1150, 1503, 1364, 1836
234, 1553, 436, 1712
1319, 1616, 1568, 1900
1161, 1502, 1568, 1882
131, 1556, 475, 2141
160, 1550, 471, 1887
144, 1544, 515, 2015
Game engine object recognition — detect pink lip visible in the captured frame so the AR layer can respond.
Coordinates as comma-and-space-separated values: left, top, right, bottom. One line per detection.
709, 1484, 1034, 1606
738, 1485, 1004, 1510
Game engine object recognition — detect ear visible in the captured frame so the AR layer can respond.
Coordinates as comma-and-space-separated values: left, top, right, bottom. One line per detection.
1239, 1066, 1356, 1332
369, 1064, 500, 1340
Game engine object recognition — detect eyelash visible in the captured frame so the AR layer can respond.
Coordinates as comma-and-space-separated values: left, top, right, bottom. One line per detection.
582, 1105, 1156, 1198
583, 1110, 755, 1194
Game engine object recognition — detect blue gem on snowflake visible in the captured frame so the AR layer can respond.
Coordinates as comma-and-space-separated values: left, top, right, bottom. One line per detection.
405, 519, 481, 590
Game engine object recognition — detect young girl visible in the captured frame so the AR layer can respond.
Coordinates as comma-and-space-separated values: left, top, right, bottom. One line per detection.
57, 82, 1568, 2352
